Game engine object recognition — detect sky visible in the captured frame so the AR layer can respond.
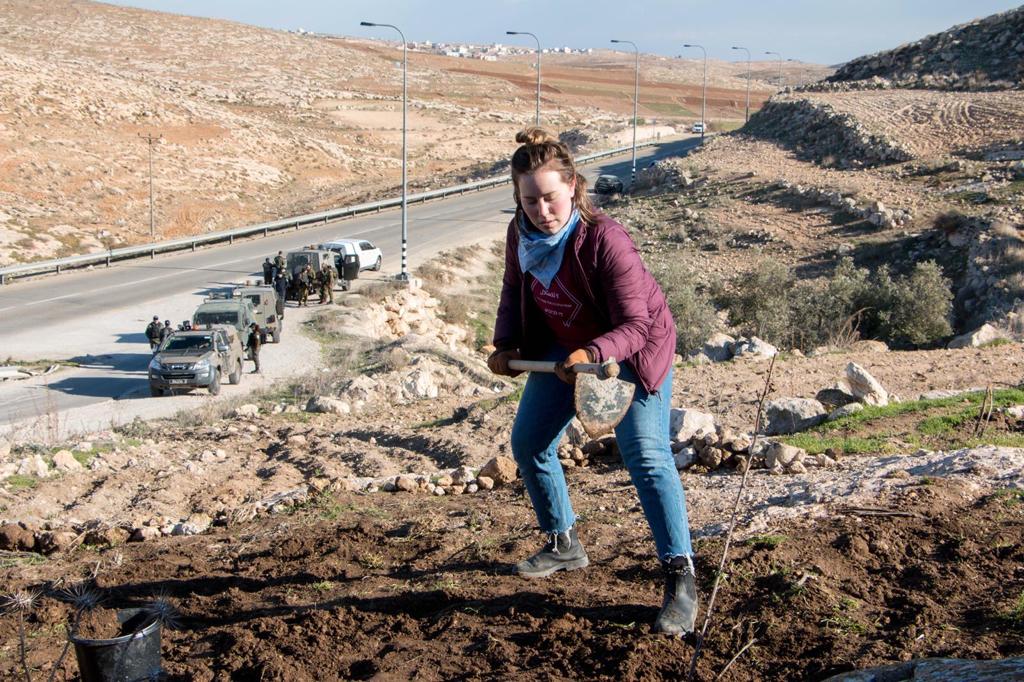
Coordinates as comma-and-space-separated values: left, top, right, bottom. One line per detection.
101, 0, 1023, 65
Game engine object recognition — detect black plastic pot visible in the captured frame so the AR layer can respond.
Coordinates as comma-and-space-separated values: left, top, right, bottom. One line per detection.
70, 609, 162, 682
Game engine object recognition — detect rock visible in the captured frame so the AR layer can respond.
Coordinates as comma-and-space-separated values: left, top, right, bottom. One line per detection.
286, 434, 307, 446
433, 486, 446, 496
821, 657, 1024, 682
763, 398, 828, 435
476, 475, 495, 490
233, 403, 260, 417
84, 527, 129, 546
53, 449, 83, 472
698, 446, 726, 469
765, 442, 806, 469
402, 368, 440, 399
305, 396, 351, 415
0, 439, 10, 459
787, 461, 807, 474
129, 527, 162, 542
702, 333, 735, 362
0, 523, 36, 551
434, 474, 454, 487
466, 483, 479, 494
37, 530, 79, 553
1005, 405, 1024, 419
669, 408, 718, 443
478, 456, 517, 486
451, 466, 475, 485
394, 475, 418, 493
172, 513, 212, 536
845, 363, 889, 406
731, 336, 778, 360
673, 447, 697, 470
17, 454, 49, 478
828, 403, 865, 421
947, 323, 1006, 349
816, 382, 858, 408
849, 340, 889, 353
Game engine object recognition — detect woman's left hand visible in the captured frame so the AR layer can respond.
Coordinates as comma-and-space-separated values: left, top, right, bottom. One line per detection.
555, 348, 594, 385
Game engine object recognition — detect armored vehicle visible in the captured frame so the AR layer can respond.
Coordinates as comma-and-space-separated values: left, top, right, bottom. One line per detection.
191, 295, 257, 336
233, 284, 282, 343
282, 248, 358, 297
148, 326, 245, 396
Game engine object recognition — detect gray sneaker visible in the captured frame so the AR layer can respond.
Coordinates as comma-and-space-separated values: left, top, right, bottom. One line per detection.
653, 555, 699, 636
515, 526, 589, 578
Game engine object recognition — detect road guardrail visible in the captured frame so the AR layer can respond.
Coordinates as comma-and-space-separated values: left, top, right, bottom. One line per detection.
0, 140, 662, 285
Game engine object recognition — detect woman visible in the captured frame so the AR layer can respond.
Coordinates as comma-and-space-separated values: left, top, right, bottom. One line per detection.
488, 128, 697, 636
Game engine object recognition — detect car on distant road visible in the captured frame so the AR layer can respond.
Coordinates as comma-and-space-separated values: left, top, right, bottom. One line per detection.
318, 239, 383, 272
593, 174, 624, 195
691, 121, 705, 134
148, 326, 245, 396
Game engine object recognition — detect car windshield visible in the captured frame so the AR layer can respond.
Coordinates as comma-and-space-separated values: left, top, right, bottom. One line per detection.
161, 335, 213, 352
244, 294, 261, 307
194, 311, 239, 326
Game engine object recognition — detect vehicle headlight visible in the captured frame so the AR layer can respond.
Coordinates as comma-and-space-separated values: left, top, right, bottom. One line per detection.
148, 357, 163, 372
193, 358, 211, 372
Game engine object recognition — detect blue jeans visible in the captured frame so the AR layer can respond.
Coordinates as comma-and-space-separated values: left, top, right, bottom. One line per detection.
510, 358, 693, 561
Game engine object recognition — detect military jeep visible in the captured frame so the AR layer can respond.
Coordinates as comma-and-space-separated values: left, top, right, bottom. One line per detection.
192, 295, 257, 337
232, 284, 282, 343
148, 326, 245, 396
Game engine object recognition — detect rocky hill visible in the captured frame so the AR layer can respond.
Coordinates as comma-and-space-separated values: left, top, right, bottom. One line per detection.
822, 5, 1024, 90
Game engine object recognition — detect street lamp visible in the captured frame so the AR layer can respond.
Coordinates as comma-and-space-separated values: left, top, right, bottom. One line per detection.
137, 132, 161, 239
731, 46, 751, 123
682, 43, 707, 141
610, 39, 639, 184
361, 20, 409, 281
765, 51, 782, 89
506, 31, 541, 125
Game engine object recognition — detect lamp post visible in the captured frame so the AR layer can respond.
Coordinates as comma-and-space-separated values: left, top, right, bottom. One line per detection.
682, 43, 707, 140
137, 132, 161, 238
731, 45, 751, 123
610, 39, 638, 184
786, 58, 799, 88
506, 31, 541, 125
361, 21, 409, 280
765, 51, 782, 88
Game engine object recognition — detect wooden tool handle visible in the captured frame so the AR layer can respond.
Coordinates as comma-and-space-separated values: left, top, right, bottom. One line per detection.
508, 358, 620, 380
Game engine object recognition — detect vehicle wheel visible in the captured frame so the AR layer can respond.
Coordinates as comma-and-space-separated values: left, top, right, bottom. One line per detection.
149, 386, 163, 397
229, 360, 242, 385
373, 256, 382, 271
272, 329, 281, 343
208, 369, 221, 396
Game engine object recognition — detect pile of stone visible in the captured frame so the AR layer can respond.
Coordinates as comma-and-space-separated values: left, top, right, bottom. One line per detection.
821, 6, 1024, 91
348, 285, 469, 351
742, 98, 914, 168
774, 181, 913, 230
693, 333, 777, 364
945, 217, 1024, 334
633, 159, 699, 192
558, 128, 593, 152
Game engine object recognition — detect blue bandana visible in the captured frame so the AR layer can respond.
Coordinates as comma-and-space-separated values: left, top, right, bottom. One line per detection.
517, 209, 580, 289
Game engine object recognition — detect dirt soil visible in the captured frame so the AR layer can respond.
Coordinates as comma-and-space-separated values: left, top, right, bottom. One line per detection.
2, 475, 1022, 680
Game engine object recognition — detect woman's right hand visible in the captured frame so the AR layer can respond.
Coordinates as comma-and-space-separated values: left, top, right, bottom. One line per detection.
487, 349, 521, 376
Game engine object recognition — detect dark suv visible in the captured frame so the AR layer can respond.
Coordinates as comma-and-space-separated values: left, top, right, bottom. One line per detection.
594, 174, 624, 194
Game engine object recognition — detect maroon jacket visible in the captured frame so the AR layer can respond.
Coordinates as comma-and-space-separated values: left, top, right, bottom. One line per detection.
493, 213, 676, 393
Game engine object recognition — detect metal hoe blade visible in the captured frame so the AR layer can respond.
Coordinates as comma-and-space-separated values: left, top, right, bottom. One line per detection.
574, 372, 635, 438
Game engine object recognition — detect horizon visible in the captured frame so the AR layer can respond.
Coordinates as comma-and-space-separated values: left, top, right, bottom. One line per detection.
98, 0, 1023, 66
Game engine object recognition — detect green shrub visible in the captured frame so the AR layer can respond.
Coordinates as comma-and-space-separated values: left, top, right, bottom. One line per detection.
656, 268, 719, 354
717, 260, 794, 345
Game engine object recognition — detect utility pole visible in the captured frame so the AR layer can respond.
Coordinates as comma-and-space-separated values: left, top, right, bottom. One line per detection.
507, 31, 541, 125
610, 39, 639, 185
683, 43, 707, 140
731, 46, 751, 123
138, 132, 161, 238
766, 51, 783, 89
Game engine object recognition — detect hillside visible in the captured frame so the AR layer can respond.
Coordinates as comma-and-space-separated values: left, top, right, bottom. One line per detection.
0, 0, 814, 267
823, 5, 1024, 90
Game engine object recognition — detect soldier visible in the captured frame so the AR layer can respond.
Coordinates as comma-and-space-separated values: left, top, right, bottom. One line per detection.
274, 272, 288, 315
298, 264, 313, 307
246, 323, 262, 374
262, 257, 274, 285
321, 262, 337, 304
273, 250, 286, 274
160, 320, 173, 344
145, 315, 162, 350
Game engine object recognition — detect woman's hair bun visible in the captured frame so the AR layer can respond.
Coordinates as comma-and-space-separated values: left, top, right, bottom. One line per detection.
515, 126, 558, 146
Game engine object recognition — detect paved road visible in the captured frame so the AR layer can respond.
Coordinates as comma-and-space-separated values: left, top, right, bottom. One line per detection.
0, 137, 700, 432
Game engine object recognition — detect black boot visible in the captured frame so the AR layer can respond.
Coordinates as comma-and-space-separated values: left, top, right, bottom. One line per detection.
515, 526, 589, 578
653, 555, 698, 636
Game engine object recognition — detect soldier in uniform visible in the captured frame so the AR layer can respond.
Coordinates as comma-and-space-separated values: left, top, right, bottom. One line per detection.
160, 320, 173, 344
320, 262, 337, 304
246, 323, 262, 374
298, 264, 313, 307
273, 250, 286, 274
274, 271, 288, 315
145, 315, 162, 350
262, 257, 274, 284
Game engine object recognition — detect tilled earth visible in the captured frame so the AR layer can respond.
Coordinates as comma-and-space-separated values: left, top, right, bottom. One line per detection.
2, 473, 1022, 681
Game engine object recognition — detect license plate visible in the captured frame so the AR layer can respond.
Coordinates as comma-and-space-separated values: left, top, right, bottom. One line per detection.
169, 379, 189, 385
